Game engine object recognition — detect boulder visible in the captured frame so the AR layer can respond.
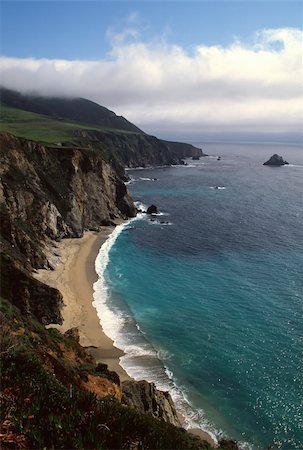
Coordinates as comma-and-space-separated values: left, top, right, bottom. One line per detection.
147, 204, 158, 214
263, 154, 289, 166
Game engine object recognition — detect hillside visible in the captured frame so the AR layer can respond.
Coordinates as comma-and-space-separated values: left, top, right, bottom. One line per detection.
0, 87, 143, 133
0, 131, 241, 450
0, 88, 204, 166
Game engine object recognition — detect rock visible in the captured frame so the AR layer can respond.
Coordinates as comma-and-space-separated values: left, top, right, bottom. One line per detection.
122, 380, 181, 427
218, 438, 240, 450
146, 204, 158, 214
192, 155, 200, 160
0, 132, 138, 267
117, 191, 137, 218
263, 154, 289, 166
64, 327, 80, 343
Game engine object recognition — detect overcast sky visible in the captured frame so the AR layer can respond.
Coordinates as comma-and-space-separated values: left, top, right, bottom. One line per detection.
1, 1, 302, 142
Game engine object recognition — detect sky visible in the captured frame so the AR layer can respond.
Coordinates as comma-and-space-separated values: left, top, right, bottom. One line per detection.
1, 1, 302, 142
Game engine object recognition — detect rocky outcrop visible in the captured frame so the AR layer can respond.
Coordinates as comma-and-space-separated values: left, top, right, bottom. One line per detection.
0, 132, 136, 269
263, 154, 289, 166
122, 380, 181, 428
162, 140, 205, 160
1, 298, 214, 450
0, 131, 137, 322
73, 129, 204, 168
0, 252, 63, 325
81, 374, 122, 401
147, 204, 158, 214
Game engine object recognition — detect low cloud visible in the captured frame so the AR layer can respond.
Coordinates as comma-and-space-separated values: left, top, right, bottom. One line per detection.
1, 27, 302, 139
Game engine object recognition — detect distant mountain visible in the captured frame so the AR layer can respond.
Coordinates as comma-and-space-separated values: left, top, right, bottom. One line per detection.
0, 87, 143, 134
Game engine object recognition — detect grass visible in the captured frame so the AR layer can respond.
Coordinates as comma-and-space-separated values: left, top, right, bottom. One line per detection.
0, 298, 211, 450
0, 104, 142, 144
0, 105, 51, 122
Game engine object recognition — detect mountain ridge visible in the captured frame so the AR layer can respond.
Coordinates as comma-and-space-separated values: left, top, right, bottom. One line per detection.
0, 87, 205, 165
0, 87, 144, 134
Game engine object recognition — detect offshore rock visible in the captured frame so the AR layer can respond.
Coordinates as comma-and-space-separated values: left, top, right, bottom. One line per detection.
263, 154, 289, 166
122, 380, 181, 427
147, 204, 158, 214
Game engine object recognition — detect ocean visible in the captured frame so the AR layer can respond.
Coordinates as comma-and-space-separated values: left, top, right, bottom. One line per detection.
93, 141, 303, 449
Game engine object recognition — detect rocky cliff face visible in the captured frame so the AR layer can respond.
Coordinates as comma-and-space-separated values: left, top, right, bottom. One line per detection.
0, 131, 137, 327
73, 129, 204, 168
122, 380, 181, 428
0, 132, 136, 269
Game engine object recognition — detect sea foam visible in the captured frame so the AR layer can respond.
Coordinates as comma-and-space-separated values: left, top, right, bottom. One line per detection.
92, 217, 219, 445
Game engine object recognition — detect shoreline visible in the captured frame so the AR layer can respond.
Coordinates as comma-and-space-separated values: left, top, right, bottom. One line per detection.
35, 227, 131, 381
35, 226, 217, 446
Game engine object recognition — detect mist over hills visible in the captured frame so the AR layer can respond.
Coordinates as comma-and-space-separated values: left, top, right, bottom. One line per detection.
0, 87, 144, 134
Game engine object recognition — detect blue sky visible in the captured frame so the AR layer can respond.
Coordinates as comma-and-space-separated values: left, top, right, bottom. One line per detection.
2, 1, 302, 59
1, 1, 302, 141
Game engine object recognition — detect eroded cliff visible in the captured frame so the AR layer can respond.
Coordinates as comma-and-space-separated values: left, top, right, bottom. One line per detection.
0, 133, 136, 267
0, 131, 214, 449
73, 129, 204, 168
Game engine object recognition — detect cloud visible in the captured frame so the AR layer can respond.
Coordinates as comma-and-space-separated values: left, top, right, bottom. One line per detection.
1, 27, 302, 138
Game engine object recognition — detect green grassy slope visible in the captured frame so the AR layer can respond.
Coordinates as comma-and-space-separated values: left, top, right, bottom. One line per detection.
0, 87, 144, 134
0, 104, 140, 144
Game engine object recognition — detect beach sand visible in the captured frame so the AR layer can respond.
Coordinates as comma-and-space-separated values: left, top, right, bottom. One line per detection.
35, 227, 216, 446
35, 227, 130, 381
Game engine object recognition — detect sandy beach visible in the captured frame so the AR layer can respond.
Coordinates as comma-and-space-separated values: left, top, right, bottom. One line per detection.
35, 227, 131, 381
35, 227, 216, 446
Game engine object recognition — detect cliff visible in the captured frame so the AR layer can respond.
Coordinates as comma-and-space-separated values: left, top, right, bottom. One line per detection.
0, 88, 204, 167
73, 129, 204, 168
0, 132, 215, 449
0, 133, 136, 267
122, 380, 181, 427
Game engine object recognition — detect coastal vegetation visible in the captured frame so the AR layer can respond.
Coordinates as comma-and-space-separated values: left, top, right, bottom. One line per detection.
0, 298, 210, 449
0, 104, 141, 144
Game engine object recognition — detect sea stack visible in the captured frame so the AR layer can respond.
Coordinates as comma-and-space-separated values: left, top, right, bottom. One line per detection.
147, 204, 158, 214
263, 154, 289, 166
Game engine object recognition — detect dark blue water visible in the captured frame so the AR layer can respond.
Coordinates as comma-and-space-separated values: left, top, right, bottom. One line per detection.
94, 142, 303, 448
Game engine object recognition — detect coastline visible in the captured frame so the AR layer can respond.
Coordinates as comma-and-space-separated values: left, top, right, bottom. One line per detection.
35, 226, 217, 447
34, 227, 130, 381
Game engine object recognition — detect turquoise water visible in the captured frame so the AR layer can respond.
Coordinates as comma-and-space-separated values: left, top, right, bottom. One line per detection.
94, 142, 303, 448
